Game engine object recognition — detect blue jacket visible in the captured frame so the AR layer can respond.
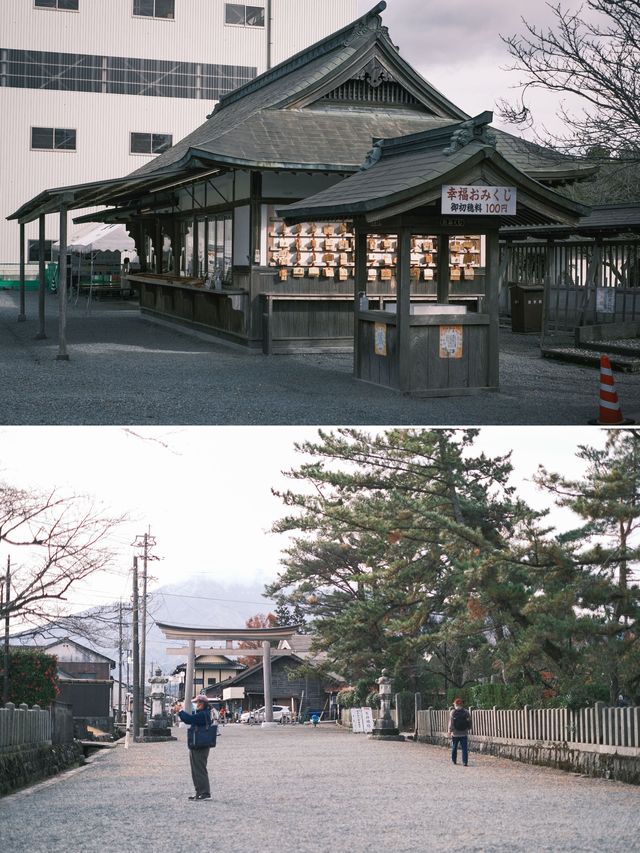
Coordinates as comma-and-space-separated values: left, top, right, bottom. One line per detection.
178, 708, 212, 749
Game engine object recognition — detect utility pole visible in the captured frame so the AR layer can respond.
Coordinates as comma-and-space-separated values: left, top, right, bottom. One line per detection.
118, 600, 123, 723
132, 528, 158, 726
132, 556, 140, 739
2, 556, 10, 705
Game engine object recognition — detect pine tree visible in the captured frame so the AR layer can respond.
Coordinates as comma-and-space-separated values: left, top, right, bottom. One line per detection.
535, 429, 640, 703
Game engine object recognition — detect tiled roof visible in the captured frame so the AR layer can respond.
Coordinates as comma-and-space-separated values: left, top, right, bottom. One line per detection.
277, 122, 588, 227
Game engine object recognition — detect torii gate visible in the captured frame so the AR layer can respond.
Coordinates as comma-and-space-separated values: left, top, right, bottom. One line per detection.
156, 622, 301, 725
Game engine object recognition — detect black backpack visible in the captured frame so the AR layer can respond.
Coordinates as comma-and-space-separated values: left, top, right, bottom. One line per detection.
452, 707, 470, 731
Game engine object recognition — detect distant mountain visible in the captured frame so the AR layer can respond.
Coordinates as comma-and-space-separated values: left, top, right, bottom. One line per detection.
12, 575, 276, 679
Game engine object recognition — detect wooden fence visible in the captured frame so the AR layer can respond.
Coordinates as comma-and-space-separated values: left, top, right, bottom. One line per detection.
0, 702, 51, 751
417, 703, 640, 751
503, 239, 640, 332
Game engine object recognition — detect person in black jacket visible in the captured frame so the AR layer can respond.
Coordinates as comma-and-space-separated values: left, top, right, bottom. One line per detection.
178, 694, 213, 800
448, 697, 472, 766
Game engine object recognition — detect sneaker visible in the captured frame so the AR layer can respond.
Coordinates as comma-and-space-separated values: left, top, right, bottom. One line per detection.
197, 793, 211, 800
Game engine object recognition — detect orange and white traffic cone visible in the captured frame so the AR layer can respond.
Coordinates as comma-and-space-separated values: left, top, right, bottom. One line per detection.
589, 354, 635, 425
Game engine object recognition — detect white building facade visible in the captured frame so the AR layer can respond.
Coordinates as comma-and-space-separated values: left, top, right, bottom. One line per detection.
1, 0, 357, 265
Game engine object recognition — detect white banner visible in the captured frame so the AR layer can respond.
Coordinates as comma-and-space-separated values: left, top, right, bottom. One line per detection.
442, 185, 517, 215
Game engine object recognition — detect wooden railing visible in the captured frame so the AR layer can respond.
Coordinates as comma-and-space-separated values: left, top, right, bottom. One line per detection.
0, 702, 51, 750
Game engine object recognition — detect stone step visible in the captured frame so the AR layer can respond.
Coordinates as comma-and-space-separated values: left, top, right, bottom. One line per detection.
541, 346, 640, 372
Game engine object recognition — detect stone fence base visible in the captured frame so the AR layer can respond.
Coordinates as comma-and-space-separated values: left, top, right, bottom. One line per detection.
417, 732, 640, 785
0, 741, 85, 797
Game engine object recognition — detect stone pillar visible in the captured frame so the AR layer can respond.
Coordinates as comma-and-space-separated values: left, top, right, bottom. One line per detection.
184, 639, 195, 712
261, 640, 277, 728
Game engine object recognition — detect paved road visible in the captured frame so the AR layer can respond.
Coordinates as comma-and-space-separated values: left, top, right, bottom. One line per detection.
2, 724, 638, 852
2, 291, 639, 425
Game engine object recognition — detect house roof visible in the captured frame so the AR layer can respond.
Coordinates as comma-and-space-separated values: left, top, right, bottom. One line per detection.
500, 201, 640, 239
126, 2, 589, 184
277, 115, 589, 228
13, 636, 116, 668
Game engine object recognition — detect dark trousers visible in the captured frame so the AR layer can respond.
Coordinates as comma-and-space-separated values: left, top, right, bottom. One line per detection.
189, 747, 210, 796
451, 736, 468, 765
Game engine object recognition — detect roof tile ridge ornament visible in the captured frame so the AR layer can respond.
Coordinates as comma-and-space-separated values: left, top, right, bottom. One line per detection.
343, 1, 386, 46
360, 138, 384, 170
208, 2, 387, 118
444, 110, 497, 155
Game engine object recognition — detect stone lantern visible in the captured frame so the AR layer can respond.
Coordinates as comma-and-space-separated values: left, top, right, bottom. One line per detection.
139, 668, 175, 741
370, 668, 402, 740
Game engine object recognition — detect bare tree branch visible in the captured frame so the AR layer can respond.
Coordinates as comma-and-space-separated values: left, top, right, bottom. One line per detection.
500, 1, 640, 160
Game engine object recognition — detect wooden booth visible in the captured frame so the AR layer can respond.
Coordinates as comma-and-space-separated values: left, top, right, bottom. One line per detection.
278, 114, 587, 396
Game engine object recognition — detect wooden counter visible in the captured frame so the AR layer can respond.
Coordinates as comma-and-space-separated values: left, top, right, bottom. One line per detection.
128, 274, 249, 343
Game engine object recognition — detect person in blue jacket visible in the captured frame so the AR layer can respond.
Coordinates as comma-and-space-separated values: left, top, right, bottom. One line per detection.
178, 694, 213, 800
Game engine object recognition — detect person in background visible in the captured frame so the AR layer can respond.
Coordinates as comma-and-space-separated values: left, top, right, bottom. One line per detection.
178, 695, 213, 800
448, 697, 472, 767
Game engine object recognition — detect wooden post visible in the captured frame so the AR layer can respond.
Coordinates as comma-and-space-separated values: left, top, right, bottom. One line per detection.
353, 228, 367, 378
155, 220, 163, 274
484, 229, 500, 389
396, 228, 412, 392
436, 233, 450, 304
36, 214, 47, 339
18, 223, 26, 322
56, 205, 69, 360
191, 217, 198, 276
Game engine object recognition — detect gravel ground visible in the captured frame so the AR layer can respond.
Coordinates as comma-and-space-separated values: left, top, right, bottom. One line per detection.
2, 724, 639, 852
2, 291, 639, 425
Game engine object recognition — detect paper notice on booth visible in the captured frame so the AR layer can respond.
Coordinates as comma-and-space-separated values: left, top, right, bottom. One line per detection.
439, 325, 463, 358
374, 322, 387, 356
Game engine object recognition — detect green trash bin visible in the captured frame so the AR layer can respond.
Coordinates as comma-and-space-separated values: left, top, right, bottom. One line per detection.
45, 262, 58, 292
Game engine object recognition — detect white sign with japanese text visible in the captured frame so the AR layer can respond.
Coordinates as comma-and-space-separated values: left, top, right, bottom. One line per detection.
351, 707, 364, 733
361, 707, 374, 733
442, 185, 517, 216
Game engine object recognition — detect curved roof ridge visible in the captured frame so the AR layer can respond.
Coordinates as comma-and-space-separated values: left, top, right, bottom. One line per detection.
211, 2, 387, 115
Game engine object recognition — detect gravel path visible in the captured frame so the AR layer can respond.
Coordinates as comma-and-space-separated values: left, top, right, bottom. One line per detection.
2, 291, 639, 425
2, 725, 638, 852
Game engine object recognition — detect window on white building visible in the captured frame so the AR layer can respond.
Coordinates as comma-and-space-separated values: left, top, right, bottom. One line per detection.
225, 4, 265, 27
34, 0, 79, 10
31, 127, 76, 150
133, 0, 175, 19
130, 132, 172, 154
27, 240, 54, 262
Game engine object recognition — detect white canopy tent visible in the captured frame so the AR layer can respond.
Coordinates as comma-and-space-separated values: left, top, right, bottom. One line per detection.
53, 223, 138, 305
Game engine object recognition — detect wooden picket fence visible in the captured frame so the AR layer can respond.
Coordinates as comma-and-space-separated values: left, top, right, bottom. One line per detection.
0, 702, 51, 751
418, 703, 640, 751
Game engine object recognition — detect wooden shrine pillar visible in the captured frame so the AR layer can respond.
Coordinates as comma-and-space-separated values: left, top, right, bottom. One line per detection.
56, 204, 69, 361
396, 228, 412, 392
36, 214, 47, 339
436, 233, 450, 303
485, 228, 500, 389
18, 223, 26, 322
353, 228, 368, 375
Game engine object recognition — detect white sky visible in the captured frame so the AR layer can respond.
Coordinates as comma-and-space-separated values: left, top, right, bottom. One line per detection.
358, 0, 594, 139
0, 426, 609, 616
